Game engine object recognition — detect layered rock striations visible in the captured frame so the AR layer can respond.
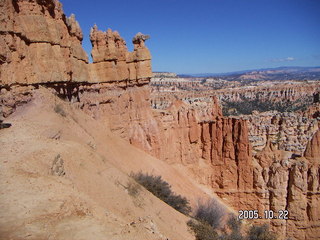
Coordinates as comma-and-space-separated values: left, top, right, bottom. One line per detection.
149, 98, 254, 194
0, 0, 152, 117
215, 83, 320, 103
89, 27, 151, 84
0, 0, 89, 85
0, 0, 152, 87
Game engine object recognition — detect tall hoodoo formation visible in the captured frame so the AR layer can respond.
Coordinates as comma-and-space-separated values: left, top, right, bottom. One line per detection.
0, 0, 152, 87
89, 27, 151, 83
0, 0, 152, 117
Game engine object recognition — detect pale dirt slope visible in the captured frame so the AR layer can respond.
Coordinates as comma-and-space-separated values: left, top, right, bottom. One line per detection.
0, 88, 218, 240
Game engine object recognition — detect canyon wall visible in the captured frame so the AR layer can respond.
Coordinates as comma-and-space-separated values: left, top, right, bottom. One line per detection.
1, 1, 320, 239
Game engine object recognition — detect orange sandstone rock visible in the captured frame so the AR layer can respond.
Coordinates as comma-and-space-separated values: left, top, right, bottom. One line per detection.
89, 27, 152, 83
0, 0, 89, 85
305, 129, 320, 162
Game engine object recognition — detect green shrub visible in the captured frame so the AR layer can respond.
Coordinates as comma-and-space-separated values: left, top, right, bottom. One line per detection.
194, 198, 226, 229
247, 224, 277, 240
187, 220, 219, 240
131, 172, 191, 215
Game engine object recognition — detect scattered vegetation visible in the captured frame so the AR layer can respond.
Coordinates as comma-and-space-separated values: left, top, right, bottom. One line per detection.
54, 104, 67, 117
187, 198, 229, 240
227, 214, 242, 233
187, 220, 219, 240
247, 224, 277, 240
219, 214, 244, 240
131, 172, 191, 215
222, 98, 310, 116
194, 198, 226, 229
126, 180, 141, 198
187, 199, 276, 240
130, 172, 277, 240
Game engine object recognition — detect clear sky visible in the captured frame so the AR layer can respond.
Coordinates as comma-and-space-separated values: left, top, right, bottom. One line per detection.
60, 0, 320, 74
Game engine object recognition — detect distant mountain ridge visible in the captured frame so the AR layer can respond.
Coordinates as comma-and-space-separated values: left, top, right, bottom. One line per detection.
177, 66, 320, 81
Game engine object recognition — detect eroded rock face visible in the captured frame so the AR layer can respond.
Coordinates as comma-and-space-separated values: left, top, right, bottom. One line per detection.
90, 27, 152, 83
244, 111, 318, 155
0, 0, 89, 85
305, 128, 320, 162
134, 97, 254, 213
216, 84, 319, 104
0, 0, 152, 88
248, 134, 320, 240
0, 0, 152, 117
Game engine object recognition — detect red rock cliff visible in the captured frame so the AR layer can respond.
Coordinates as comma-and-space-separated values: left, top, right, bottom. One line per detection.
305, 128, 320, 162
89, 26, 152, 84
0, 0, 89, 84
0, 0, 152, 87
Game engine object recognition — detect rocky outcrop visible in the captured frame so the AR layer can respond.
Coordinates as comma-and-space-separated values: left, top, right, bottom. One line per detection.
0, 0, 89, 85
303, 103, 320, 120
151, 77, 320, 239
305, 128, 320, 162
89, 27, 151, 83
243, 134, 319, 240
0, 0, 152, 118
0, 0, 151, 88
146, 98, 254, 203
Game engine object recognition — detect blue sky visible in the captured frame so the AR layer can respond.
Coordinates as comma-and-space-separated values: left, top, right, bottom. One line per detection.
60, 0, 320, 74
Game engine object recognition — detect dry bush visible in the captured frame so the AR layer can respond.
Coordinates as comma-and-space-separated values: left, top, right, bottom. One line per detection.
227, 214, 242, 233
126, 180, 141, 197
54, 104, 67, 117
187, 220, 219, 240
194, 198, 226, 229
247, 224, 277, 240
131, 172, 191, 215
218, 214, 244, 240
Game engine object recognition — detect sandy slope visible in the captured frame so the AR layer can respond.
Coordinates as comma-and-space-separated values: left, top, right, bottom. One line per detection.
0, 88, 218, 240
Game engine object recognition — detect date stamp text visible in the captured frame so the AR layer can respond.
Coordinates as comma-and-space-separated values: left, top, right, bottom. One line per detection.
238, 210, 289, 220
